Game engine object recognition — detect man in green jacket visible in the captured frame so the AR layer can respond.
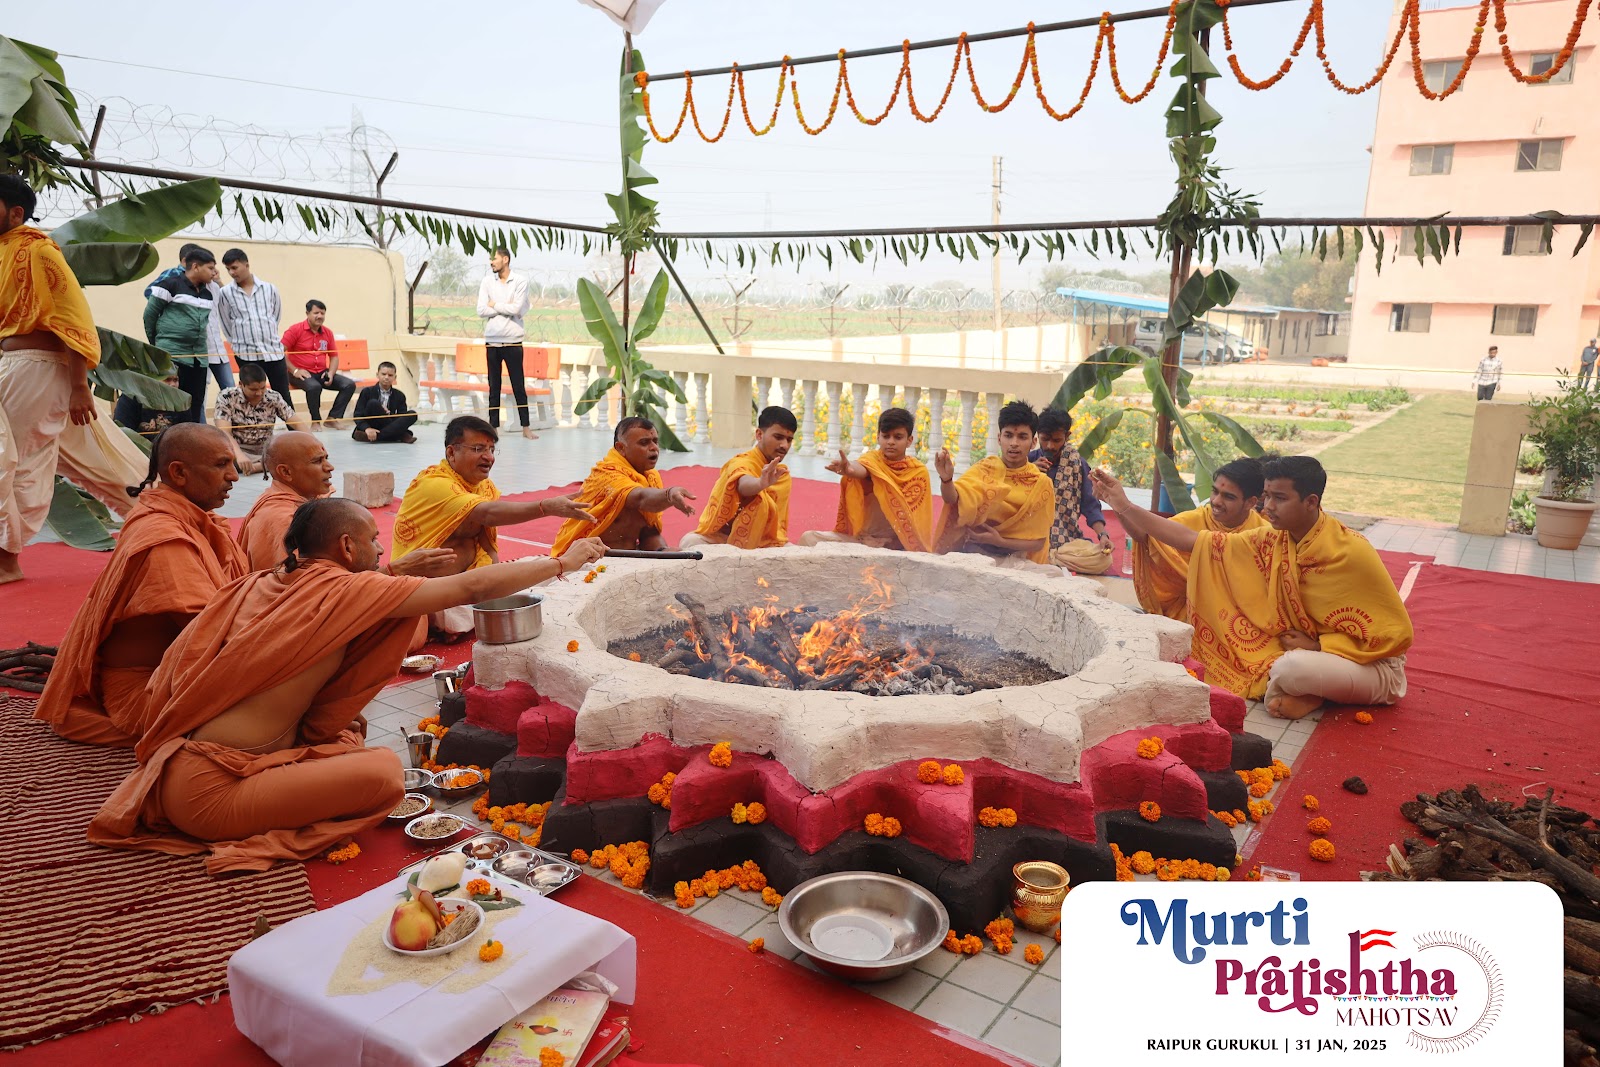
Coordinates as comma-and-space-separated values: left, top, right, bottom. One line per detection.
143, 246, 217, 424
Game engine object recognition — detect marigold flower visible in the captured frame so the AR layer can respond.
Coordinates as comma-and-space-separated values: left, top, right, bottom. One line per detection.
882, 816, 902, 837
583, 571, 597, 583
566, 640, 580, 653
1233, 809, 1246, 823
1024, 943, 1045, 965
747, 937, 765, 953
1055, 927, 1062, 943
1130, 851, 1156, 875
479, 940, 504, 963
596, 564, 607, 572
941, 763, 964, 786
961, 934, 983, 955
1199, 863, 1218, 881
1136, 736, 1164, 760
708, 742, 733, 768
1249, 781, 1271, 798
1155, 863, 1179, 881
1354, 711, 1374, 724
864, 813, 884, 835
1246, 866, 1261, 881
467, 878, 492, 897
1213, 810, 1238, 828
917, 760, 942, 784
992, 935, 1014, 955
731, 803, 748, 824
741, 802, 764, 825
628, 652, 642, 662
1302, 794, 1319, 811
978, 806, 1001, 828
1307, 816, 1332, 836
984, 917, 1014, 943
609, 855, 630, 879
324, 842, 360, 864
1309, 838, 1336, 862
1216, 866, 1231, 882
538, 1049, 564, 1067
761, 886, 783, 908
942, 931, 964, 953
1139, 801, 1161, 822
998, 808, 1017, 828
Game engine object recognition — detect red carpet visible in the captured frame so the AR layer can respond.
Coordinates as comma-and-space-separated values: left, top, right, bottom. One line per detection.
11, 803, 1026, 1067
1244, 562, 1600, 882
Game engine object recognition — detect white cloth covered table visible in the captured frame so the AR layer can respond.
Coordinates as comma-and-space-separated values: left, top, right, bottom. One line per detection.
229, 880, 636, 1067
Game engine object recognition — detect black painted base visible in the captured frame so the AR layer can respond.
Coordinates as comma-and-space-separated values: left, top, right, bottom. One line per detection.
1095, 808, 1240, 869
1230, 731, 1274, 771
436, 721, 517, 771
1198, 769, 1249, 813
439, 690, 467, 728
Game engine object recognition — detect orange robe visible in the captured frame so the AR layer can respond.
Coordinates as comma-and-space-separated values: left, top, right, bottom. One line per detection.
236, 482, 309, 571
1187, 513, 1415, 699
550, 447, 664, 556
933, 457, 1054, 564
833, 450, 934, 552
692, 447, 790, 548
1132, 505, 1268, 621
86, 560, 424, 874
392, 461, 500, 569
0, 225, 100, 362
35, 484, 247, 747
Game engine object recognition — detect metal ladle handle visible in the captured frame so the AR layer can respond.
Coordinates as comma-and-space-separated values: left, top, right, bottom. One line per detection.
603, 549, 705, 559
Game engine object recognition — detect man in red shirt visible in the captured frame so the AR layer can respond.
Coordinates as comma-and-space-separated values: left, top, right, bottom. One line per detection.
281, 299, 354, 429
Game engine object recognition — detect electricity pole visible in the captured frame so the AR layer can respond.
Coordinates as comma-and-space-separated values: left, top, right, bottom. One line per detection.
991, 156, 1004, 338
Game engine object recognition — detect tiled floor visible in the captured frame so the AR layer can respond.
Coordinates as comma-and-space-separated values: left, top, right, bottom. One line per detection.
350, 424, 1600, 1067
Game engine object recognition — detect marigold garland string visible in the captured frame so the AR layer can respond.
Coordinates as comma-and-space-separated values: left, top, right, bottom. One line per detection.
638, 0, 1595, 141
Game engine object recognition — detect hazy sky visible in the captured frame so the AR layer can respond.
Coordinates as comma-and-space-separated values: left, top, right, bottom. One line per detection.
13, 0, 1399, 286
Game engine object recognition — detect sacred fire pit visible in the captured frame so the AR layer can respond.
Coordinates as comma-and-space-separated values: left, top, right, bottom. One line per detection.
444, 543, 1262, 932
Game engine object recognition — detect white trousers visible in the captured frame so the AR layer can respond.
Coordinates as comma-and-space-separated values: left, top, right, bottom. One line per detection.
0, 350, 72, 553
1266, 649, 1407, 707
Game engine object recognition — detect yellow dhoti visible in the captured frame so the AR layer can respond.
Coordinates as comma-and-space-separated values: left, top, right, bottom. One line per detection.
1133, 506, 1267, 620
831, 450, 933, 552
934, 457, 1053, 564
691, 446, 789, 549
550, 448, 664, 556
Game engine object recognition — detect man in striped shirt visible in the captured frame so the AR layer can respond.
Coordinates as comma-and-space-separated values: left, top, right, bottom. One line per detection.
1472, 346, 1502, 401
217, 250, 294, 410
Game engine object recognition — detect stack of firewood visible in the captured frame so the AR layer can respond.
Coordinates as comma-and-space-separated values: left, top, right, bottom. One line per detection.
0, 642, 55, 694
1364, 785, 1600, 1066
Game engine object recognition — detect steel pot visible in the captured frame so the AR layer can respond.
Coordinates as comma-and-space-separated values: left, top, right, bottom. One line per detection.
472, 593, 543, 645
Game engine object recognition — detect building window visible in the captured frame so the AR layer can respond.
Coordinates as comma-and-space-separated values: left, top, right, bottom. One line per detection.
1390, 304, 1432, 333
1409, 144, 1454, 175
1516, 139, 1564, 171
1503, 224, 1553, 255
1491, 305, 1538, 335
1423, 59, 1464, 94
1530, 52, 1575, 84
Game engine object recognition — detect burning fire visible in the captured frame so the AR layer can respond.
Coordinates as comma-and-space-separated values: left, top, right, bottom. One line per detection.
668, 567, 932, 689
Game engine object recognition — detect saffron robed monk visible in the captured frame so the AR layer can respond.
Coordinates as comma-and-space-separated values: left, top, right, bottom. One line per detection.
550, 416, 697, 555
236, 431, 456, 577
35, 425, 248, 747
680, 406, 795, 550
392, 415, 593, 633
1091, 456, 1413, 720
801, 406, 933, 552
87, 497, 608, 875
933, 400, 1053, 564
1126, 456, 1269, 621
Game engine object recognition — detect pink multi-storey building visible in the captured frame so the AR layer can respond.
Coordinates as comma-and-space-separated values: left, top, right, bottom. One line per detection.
1346, 0, 1600, 380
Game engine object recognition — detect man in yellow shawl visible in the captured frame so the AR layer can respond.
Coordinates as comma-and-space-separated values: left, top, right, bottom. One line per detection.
550, 416, 697, 556
934, 400, 1053, 564
1124, 456, 1269, 620
1091, 456, 1411, 720
0, 176, 101, 584
392, 415, 593, 634
801, 407, 933, 552
681, 406, 794, 550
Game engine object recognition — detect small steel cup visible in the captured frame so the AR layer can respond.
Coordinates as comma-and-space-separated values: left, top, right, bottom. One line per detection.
404, 732, 435, 769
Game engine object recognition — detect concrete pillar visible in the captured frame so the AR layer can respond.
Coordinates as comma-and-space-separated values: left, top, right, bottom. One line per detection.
850, 382, 871, 457
671, 371, 690, 442
801, 380, 818, 453
693, 372, 711, 445
956, 391, 977, 472
822, 380, 842, 456
709, 370, 751, 449
984, 391, 1003, 460
1457, 401, 1531, 536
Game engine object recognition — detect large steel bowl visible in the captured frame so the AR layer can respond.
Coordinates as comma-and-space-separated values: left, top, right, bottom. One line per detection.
777, 871, 949, 982
473, 593, 543, 645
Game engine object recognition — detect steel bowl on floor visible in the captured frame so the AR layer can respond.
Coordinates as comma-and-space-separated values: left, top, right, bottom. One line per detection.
777, 871, 949, 982
432, 767, 484, 799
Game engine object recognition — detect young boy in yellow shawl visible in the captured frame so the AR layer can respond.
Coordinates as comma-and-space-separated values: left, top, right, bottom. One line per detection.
1091, 456, 1412, 720
681, 406, 794, 550
1029, 407, 1115, 574
0, 176, 101, 585
801, 407, 933, 552
1124, 455, 1269, 620
392, 415, 593, 634
933, 400, 1053, 564
550, 416, 697, 555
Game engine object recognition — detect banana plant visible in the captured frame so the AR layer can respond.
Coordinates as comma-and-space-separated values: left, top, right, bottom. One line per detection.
573, 271, 688, 450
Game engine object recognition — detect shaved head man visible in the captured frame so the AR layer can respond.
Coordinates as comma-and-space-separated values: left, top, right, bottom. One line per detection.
90, 496, 607, 874
36, 424, 249, 747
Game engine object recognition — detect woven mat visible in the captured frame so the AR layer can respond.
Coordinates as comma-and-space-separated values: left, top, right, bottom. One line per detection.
0, 698, 315, 1048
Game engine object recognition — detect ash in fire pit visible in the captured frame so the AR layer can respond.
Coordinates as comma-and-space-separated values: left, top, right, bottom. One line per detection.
606, 568, 1062, 695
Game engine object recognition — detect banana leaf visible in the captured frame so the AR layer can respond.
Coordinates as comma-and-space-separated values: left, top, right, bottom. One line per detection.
1051, 346, 1145, 411
90, 364, 189, 409
44, 477, 117, 551
122, 425, 152, 455
60, 241, 160, 287
575, 279, 625, 363
97, 327, 174, 378
1194, 409, 1265, 458
52, 178, 222, 246
1153, 452, 1196, 513
1077, 407, 1124, 460
629, 271, 670, 345
572, 374, 617, 417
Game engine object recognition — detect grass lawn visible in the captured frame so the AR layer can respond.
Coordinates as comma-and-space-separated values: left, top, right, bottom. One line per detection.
1314, 392, 1478, 523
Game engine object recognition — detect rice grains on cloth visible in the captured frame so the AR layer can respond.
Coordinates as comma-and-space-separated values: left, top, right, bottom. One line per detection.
326, 909, 519, 997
